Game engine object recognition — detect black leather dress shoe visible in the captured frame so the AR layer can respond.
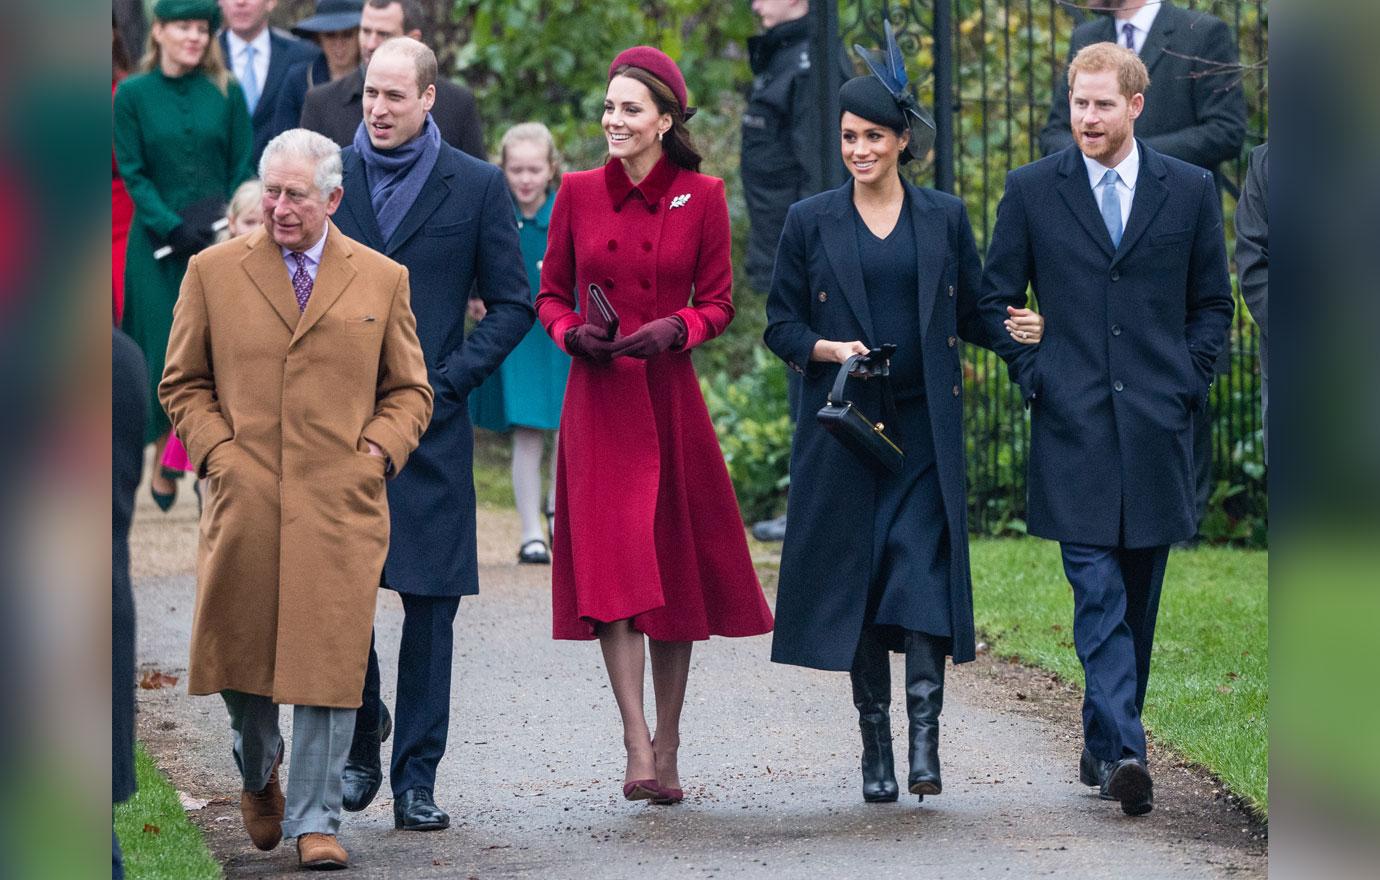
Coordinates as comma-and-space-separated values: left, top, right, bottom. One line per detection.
1079, 747, 1116, 800
342, 703, 392, 813
1104, 757, 1154, 816
393, 788, 450, 831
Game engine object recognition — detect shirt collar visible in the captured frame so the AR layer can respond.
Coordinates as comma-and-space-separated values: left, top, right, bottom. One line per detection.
517, 190, 555, 229
226, 27, 270, 60
604, 153, 679, 213
1122, 2, 1161, 39
281, 224, 328, 266
1083, 141, 1141, 191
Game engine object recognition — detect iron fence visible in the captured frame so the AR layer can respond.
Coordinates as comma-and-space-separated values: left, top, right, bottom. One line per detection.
829, 0, 1267, 539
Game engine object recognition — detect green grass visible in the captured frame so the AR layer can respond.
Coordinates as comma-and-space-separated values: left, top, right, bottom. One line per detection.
115, 744, 221, 879
970, 539, 1268, 818
473, 428, 515, 508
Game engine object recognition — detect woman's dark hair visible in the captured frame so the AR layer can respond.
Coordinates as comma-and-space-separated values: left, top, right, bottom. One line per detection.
113, 13, 131, 77
611, 64, 701, 172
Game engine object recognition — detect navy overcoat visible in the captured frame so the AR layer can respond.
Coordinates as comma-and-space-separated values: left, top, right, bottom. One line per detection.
978, 142, 1233, 549
764, 180, 992, 670
336, 142, 534, 597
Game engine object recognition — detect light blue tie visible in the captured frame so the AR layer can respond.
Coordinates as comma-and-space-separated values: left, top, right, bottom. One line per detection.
1100, 168, 1123, 247
241, 44, 260, 114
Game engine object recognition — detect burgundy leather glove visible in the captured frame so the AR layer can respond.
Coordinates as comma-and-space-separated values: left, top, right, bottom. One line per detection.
564, 322, 622, 364
609, 316, 687, 360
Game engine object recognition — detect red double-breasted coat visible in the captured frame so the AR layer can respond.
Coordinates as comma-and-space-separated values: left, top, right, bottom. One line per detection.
536, 156, 774, 642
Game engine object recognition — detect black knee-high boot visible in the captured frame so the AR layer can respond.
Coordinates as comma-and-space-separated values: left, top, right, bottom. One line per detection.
904, 630, 947, 799
850, 628, 899, 803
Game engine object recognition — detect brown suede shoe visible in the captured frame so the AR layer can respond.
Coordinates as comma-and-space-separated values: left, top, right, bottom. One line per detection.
297, 833, 349, 870
240, 751, 284, 851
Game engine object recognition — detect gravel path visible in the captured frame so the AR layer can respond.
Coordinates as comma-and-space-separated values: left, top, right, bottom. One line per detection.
130, 472, 1266, 878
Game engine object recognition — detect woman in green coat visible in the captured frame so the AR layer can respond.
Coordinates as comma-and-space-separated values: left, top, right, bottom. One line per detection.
114, 0, 251, 507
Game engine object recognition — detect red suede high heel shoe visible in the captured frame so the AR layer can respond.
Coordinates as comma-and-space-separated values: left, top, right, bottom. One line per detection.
622, 779, 659, 801
650, 785, 683, 805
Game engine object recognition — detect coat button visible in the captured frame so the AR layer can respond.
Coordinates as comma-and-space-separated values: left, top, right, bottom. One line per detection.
1113, 380, 1124, 392
640, 279, 651, 289
607, 239, 617, 251
642, 241, 652, 252
952, 384, 960, 397
438, 363, 448, 374
1111, 324, 1122, 336
818, 291, 827, 302
947, 285, 954, 298
947, 336, 957, 348
603, 278, 614, 289
517, 219, 524, 229
1111, 270, 1121, 281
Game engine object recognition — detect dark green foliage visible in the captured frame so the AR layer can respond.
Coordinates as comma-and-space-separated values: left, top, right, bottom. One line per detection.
699, 346, 794, 523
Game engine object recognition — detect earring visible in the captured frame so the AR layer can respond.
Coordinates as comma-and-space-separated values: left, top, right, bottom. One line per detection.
658, 130, 665, 142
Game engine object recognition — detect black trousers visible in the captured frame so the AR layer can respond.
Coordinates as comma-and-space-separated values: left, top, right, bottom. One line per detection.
356, 593, 461, 796
1059, 542, 1170, 762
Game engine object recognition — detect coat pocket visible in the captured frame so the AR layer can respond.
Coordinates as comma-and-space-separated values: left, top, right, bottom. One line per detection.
423, 219, 474, 237
1149, 228, 1192, 247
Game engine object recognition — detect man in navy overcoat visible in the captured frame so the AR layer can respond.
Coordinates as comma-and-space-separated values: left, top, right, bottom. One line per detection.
330, 37, 532, 830
979, 43, 1232, 816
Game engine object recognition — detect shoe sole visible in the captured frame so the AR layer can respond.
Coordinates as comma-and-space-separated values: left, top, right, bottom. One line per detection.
908, 780, 942, 797
393, 819, 450, 831
1105, 763, 1153, 810
300, 858, 348, 870
863, 792, 899, 803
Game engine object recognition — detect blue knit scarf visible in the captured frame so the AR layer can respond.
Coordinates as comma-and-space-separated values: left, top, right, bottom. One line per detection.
352, 114, 442, 244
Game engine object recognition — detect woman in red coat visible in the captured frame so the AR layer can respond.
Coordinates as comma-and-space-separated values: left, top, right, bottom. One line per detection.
536, 47, 774, 805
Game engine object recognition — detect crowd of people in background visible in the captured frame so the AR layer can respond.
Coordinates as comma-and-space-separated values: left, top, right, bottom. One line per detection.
112, 0, 1261, 874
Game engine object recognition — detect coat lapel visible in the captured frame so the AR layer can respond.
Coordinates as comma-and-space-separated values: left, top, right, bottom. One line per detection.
819, 182, 876, 343
254, 32, 291, 126
1113, 142, 1169, 265
384, 160, 454, 255
1138, 2, 1179, 77
1055, 146, 1116, 259
240, 227, 302, 333
291, 221, 358, 346
903, 183, 945, 340
339, 150, 386, 249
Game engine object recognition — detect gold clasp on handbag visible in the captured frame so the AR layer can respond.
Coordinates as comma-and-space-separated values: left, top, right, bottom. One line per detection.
874, 422, 885, 432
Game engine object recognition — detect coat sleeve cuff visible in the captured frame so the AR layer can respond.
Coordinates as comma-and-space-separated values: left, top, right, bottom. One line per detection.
548, 314, 583, 354
363, 420, 410, 477
672, 307, 709, 350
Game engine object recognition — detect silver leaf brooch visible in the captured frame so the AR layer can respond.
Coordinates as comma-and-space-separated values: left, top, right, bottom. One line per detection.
669, 193, 691, 209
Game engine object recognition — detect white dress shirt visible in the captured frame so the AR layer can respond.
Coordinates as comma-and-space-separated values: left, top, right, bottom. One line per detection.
280, 225, 328, 284
226, 28, 271, 99
1116, 2, 1163, 55
1083, 144, 1139, 232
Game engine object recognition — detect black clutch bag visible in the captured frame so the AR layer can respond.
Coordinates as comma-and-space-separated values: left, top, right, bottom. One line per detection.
816, 350, 904, 474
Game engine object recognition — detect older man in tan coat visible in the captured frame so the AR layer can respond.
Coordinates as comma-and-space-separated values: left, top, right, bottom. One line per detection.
160, 128, 432, 870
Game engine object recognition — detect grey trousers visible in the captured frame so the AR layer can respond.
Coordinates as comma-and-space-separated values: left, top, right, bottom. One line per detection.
221, 690, 356, 838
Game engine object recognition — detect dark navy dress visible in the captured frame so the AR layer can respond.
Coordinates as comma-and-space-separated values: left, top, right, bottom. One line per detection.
854, 199, 952, 642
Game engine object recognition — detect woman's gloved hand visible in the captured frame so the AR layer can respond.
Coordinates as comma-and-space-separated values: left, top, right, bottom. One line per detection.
564, 322, 623, 364
167, 222, 213, 257
609, 316, 687, 360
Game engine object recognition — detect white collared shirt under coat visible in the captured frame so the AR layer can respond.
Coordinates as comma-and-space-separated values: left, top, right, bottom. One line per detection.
1083, 144, 1139, 231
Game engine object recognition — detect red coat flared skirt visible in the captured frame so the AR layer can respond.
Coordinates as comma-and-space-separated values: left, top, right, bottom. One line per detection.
537, 157, 773, 642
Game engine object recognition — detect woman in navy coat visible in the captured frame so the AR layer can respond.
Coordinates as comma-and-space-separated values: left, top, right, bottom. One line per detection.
765, 72, 1040, 804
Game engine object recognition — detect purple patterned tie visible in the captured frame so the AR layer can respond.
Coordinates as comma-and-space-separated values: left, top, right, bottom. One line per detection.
291, 252, 313, 312
1122, 22, 1135, 51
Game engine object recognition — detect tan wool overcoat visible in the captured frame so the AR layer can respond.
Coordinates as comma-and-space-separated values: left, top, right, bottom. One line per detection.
159, 222, 433, 708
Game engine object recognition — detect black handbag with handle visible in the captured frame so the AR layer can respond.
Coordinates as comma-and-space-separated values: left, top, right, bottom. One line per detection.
816, 351, 904, 474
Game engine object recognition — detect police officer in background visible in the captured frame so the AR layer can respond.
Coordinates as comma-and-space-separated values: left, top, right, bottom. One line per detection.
742, 0, 849, 542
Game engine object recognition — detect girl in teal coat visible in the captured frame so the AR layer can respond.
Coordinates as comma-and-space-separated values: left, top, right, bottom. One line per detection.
114, 0, 252, 507
469, 123, 571, 563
